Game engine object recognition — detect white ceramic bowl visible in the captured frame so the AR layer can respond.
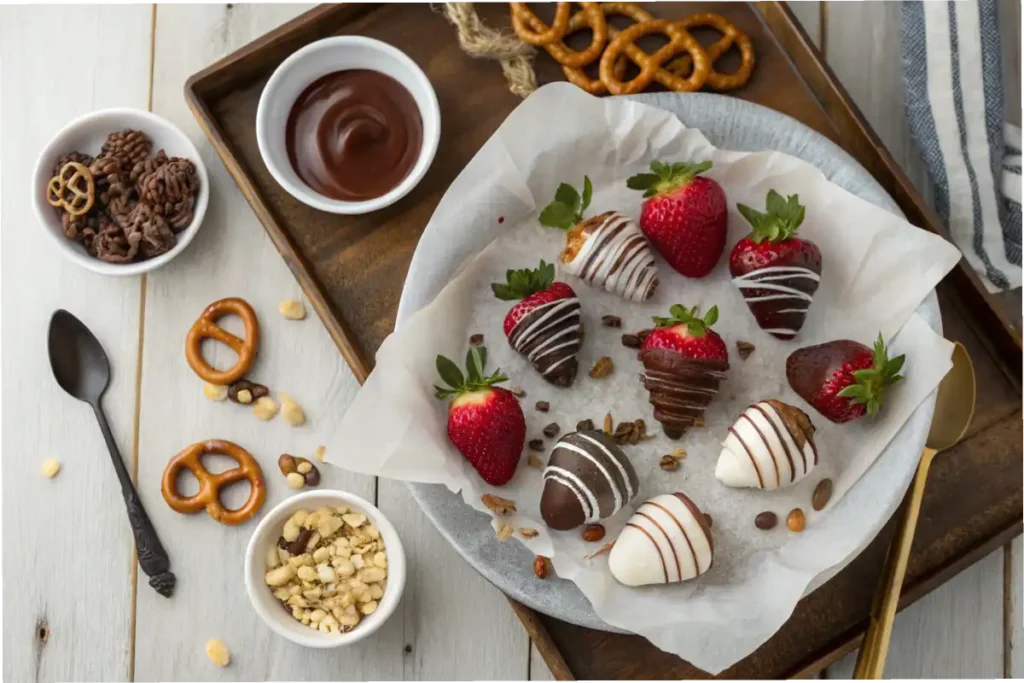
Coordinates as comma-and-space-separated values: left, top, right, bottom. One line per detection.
255, 36, 441, 214
244, 489, 406, 648
32, 108, 209, 277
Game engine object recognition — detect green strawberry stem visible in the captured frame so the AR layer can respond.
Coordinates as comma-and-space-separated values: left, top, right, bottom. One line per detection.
736, 189, 806, 244
491, 260, 555, 301
434, 345, 509, 400
539, 176, 593, 231
626, 159, 713, 199
836, 332, 906, 415
651, 304, 719, 338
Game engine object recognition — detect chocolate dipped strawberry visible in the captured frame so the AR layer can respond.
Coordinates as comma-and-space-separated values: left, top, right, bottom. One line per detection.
434, 346, 526, 485
492, 260, 582, 387
540, 176, 659, 302
627, 160, 728, 278
731, 190, 822, 340
786, 333, 905, 424
639, 304, 729, 439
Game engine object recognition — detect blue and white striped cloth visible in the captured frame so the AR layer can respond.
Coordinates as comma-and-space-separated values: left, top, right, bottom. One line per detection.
902, 0, 1022, 292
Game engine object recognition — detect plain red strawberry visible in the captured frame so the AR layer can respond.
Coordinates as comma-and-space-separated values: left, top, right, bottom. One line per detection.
642, 304, 729, 361
786, 334, 906, 424
435, 346, 526, 485
627, 160, 727, 278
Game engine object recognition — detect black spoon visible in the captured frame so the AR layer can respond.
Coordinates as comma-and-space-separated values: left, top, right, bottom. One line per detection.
48, 310, 175, 598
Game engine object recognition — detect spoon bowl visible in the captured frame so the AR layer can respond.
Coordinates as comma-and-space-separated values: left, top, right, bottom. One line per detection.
48, 309, 111, 405
925, 341, 976, 452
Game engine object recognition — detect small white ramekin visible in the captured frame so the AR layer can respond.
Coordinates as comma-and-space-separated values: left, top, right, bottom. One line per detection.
255, 36, 441, 215
32, 108, 209, 277
244, 489, 406, 648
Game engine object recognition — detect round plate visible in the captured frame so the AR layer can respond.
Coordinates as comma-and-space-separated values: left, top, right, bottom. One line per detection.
396, 92, 940, 632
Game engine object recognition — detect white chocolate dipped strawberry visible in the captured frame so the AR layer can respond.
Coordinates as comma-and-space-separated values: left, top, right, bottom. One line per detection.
715, 399, 818, 490
540, 176, 659, 302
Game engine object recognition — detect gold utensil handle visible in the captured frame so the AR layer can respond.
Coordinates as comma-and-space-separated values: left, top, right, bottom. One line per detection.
853, 446, 938, 678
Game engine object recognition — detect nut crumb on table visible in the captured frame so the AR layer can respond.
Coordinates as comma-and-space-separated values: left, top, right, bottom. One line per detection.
279, 392, 305, 426
40, 459, 61, 478
278, 298, 307, 320
203, 383, 228, 401
253, 395, 279, 420
205, 639, 231, 667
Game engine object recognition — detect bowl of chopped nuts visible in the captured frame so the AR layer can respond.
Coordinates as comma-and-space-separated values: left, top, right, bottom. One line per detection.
244, 489, 405, 648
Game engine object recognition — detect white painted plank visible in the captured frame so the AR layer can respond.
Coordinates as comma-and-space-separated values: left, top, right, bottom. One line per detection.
786, 1, 821, 48
0, 6, 152, 682
826, 548, 1005, 678
530, 643, 557, 680
135, 3, 527, 679
1011, 536, 1023, 678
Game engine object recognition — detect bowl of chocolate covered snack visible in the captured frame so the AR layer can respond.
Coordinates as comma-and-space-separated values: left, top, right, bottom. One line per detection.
32, 108, 208, 276
244, 489, 406, 648
256, 36, 440, 214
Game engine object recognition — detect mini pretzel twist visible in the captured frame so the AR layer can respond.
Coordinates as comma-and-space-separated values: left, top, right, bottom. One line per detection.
46, 162, 95, 217
667, 13, 756, 91
509, 2, 572, 45
185, 297, 259, 385
560, 2, 650, 95
161, 440, 266, 526
599, 19, 710, 95
516, 2, 608, 70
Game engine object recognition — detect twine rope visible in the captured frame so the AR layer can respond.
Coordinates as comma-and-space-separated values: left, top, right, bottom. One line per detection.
441, 3, 538, 98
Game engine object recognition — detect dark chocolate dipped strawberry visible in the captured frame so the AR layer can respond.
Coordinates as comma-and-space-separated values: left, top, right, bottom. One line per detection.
730, 190, 822, 340
539, 176, 659, 302
492, 260, 583, 387
638, 304, 729, 439
786, 333, 905, 423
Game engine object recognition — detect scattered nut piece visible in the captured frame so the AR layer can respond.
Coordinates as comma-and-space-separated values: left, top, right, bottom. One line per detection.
286, 472, 305, 489
236, 389, 253, 404
496, 523, 515, 541
481, 493, 517, 515
601, 314, 622, 328
469, 333, 484, 345
812, 478, 834, 511
736, 340, 756, 360
602, 413, 613, 434
301, 459, 321, 487
576, 418, 595, 431
585, 541, 615, 560
659, 455, 680, 471
589, 356, 614, 379
621, 333, 642, 349
755, 511, 778, 530
612, 418, 650, 445
671, 448, 687, 459
582, 524, 605, 542
203, 383, 228, 401
693, 416, 705, 428
40, 459, 61, 478
253, 396, 279, 421
280, 393, 306, 427
342, 513, 367, 528
527, 453, 543, 469
314, 445, 326, 462
205, 639, 231, 667
787, 508, 806, 532
509, 386, 526, 398
297, 461, 312, 474
279, 298, 307, 320
519, 527, 539, 539
228, 380, 269, 404
542, 422, 560, 438
533, 555, 550, 579
535, 400, 550, 413
278, 454, 298, 476
528, 438, 545, 451
636, 328, 652, 344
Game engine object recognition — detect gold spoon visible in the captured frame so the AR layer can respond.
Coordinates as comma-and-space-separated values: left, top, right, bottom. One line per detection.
853, 341, 976, 678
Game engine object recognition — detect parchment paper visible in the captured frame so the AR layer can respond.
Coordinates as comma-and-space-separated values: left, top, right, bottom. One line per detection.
331, 84, 961, 673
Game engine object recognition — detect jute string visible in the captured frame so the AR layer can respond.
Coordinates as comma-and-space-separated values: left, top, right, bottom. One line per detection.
441, 3, 538, 98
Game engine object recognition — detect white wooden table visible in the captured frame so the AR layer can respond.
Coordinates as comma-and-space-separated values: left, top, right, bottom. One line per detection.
2, 3, 1020, 680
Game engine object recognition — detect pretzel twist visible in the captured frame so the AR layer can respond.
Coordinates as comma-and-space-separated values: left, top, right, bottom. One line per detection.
516, 2, 608, 70
667, 13, 756, 90
185, 297, 259, 386
599, 19, 711, 95
161, 440, 266, 526
509, 2, 572, 45
46, 162, 95, 217
560, 2, 649, 95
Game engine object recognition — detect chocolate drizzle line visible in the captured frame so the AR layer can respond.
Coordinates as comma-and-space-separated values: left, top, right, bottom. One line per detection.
751, 403, 802, 476
639, 348, 729, 438
648, 501, 697, 582
626, 521, 668, 584
740, 412, 780, 487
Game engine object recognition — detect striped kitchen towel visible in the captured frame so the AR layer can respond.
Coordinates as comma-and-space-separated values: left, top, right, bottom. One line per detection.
902, 0, 1022, 292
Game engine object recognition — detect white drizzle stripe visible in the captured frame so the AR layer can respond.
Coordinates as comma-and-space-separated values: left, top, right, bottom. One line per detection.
576, 432, 636, 500
543, 467, 598, 521
734, 265, 821, 281
555, 441, 624, 512
563, 212, 657, 302
508, 298, 581, 376
717, 401, 816, 490
732, 281, 815, 300
736, 292, 812, 303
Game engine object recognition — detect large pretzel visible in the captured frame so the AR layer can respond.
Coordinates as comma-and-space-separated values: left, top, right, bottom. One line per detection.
161, 440, 266, 526
185, 297, 259, 385
560, 2, 648, 94
515, 2, 607, 69
599, 19, 711, 95
509, 2, 572, 45
46, 162, 95, 217
669, 13, 755, 91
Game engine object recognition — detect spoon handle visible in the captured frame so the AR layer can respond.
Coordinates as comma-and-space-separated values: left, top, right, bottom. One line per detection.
93, 404, 176, 598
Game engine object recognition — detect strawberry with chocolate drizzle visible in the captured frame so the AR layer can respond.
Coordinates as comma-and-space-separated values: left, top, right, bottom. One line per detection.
639, 304, 730, 439
539, 175, 659, 302
492, 260, 583, 387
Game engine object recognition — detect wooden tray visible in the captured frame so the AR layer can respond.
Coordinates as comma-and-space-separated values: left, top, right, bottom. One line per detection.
185, 3, 1022, 678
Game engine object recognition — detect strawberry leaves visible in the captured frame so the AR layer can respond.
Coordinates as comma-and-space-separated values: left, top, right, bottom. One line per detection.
652, 304, 719, 338
434, 345, 509, 399
836, 333, 906, 415
540, 176, 593, 231
736, 189, 806, 244
626, 159, 713, 198
491, 260, 556, 301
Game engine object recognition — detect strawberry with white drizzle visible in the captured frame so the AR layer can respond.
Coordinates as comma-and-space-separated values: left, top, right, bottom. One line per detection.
730, 190, 822, 340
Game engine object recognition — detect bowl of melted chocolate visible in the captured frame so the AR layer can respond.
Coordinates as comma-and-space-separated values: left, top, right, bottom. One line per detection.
257, 37, 440, 214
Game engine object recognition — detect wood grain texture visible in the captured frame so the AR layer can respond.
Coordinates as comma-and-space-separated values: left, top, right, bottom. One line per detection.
785, 1, 821, 47
1011, 536, 1023, 677
0, 6, 152, 682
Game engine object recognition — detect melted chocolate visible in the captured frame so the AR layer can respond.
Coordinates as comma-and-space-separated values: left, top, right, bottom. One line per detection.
507, 296, 582, 387
731, 248, 822, 340
786, 340, 866, 408
639, 348, 729, 439
285, 70, 423, 201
